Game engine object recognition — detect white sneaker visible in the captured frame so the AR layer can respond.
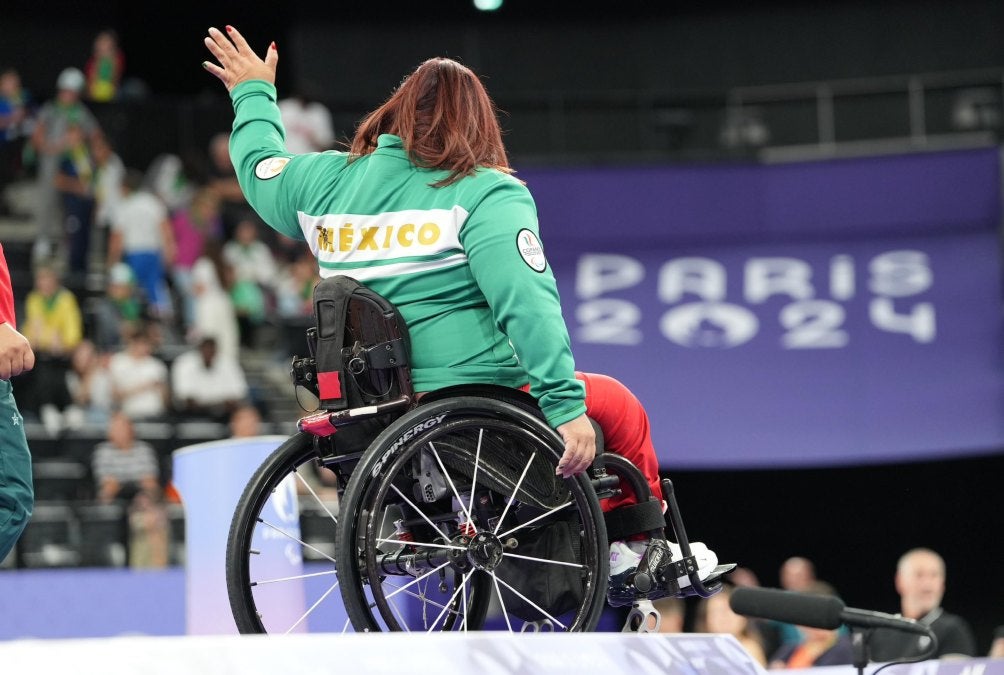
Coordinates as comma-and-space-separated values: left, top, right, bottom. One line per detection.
609, 540, 643, 577
608, 538, 722, 606
667, 541, 718, 588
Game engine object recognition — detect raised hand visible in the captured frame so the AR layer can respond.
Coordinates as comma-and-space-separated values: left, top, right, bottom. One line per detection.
203, 25, 277, 92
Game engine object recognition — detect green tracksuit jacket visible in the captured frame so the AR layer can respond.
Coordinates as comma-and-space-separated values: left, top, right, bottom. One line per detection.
228, 80, 585, 428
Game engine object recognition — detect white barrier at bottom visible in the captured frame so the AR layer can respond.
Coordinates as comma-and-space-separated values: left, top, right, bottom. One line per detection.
0, 632, 769, 674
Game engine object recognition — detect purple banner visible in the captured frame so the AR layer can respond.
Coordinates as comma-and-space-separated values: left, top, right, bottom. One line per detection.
523, 149, 1004, 469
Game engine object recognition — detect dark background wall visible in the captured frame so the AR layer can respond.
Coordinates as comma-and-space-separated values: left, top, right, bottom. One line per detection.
6, 1, 1004, 96
4, 1, 1004, 166
3, 0, 1002, 652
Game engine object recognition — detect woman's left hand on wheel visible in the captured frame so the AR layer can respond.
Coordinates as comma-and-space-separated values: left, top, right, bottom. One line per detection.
203, 25, 277, 92
555, 413, 596, 478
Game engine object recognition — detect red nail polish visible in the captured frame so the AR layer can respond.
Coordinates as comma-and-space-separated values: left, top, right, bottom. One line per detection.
270, 41, 277, 50
225, 25, 233, 32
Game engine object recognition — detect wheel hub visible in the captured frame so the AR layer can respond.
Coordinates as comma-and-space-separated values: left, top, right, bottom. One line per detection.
466, 531, 504, 571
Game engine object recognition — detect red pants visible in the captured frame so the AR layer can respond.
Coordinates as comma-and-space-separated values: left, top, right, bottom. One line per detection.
576, 371, 664, 511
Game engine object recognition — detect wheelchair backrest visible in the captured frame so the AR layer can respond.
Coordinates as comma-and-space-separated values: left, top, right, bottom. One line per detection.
308, 275, 414, 410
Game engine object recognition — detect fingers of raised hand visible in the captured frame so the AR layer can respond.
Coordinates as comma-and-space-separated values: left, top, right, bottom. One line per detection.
224, 25, 254, 54
204, 27, 234, 63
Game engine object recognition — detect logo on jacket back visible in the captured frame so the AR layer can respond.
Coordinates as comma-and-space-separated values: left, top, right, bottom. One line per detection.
517, 229, 547, 273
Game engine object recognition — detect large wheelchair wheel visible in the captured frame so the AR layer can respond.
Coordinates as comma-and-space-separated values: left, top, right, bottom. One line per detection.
226, 432, 348, 633
335, 396, 609, 632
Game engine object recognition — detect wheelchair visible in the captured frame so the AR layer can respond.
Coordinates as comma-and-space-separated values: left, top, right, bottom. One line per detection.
225, 276, 733, 634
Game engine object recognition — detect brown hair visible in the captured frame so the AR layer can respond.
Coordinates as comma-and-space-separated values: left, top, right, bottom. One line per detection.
349, 57, 513, 187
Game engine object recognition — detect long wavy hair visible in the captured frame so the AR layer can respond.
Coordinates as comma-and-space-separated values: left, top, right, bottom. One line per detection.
349, 57, 513, 187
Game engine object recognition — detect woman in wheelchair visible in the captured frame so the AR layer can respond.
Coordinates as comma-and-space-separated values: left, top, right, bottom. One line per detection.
205, 26, 732, 633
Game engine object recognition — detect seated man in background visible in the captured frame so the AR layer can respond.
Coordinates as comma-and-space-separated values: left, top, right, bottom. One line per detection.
869, 548, 977, 662
91, 411, 168, 568
170, 335, 249, 422
108, 325, 169, 421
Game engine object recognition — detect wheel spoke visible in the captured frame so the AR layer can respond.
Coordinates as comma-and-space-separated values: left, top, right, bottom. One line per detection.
429, 441, 475, 533
492, 574, 568, 630
497, 501, 573, 539
470, 428, 484, 517
461, 571, 470, 632
252, 568, 337, 586
258, 517, 335, 563
500, 551, 584, 569
294, 468, 338, 524
389, 483, 449, 538
493, 451, 536, 536
382, 560, 452, 601
426, 569, 474, 632
283, 578, 340, 634
491, 573, 515, 632
375, 537, 465, 552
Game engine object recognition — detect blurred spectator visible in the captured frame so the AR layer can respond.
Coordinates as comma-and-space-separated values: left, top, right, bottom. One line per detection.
29, 67, 101, 262
990, 626, 1004, 658
780, 556, 818, 592
64, 339, 114, 429
0, 67, 35, 212
127, 488, 170, 568
276, 249, 318, 319
278, 85, 335, 154
228, 402, 263, 438
728, 566, 763, 589
767, 556, 836, 654
91, 132, 125, 235
108, 324, 169, 421
145, 152, 194, 215
15, 263, 82, 433
275, 249, 319, 360
869, 547, 977, 662
91, 261, 152, 351
650, 597, 686, 633
170, 187, 221, 330
189, 237, 240, 361
206, 131, 247, 240
53, 122, 96, 281
223, 215, 278, 348
107, 168, 176, 318
697, 584, 768, 667
92, 410, 159, 504
170, 335, 249, 422
85, 29, 125, 103
91, 410, 168, 568
767, 582, 854, 669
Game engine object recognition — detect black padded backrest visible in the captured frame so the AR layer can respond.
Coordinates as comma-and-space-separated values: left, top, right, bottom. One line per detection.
311, 275, 413, 410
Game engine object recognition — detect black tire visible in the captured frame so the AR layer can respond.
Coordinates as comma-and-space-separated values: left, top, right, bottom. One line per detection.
226, 432, 345, 633
335, 397, 609, 632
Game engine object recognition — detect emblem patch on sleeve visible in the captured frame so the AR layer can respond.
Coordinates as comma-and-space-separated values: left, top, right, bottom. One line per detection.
254, 156, 291, 180
516, 228, 547, 272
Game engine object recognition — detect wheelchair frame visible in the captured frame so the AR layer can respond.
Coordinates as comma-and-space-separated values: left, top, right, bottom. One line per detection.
225, 388, 724, 634
225, 277, 726, 634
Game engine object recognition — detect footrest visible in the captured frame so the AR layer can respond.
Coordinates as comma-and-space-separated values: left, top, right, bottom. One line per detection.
671, 562, 737, 599
665, 554, 700, 581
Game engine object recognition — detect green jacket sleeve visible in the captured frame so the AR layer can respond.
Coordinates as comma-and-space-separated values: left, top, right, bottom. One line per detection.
459, 177, 586, 428
228, 80, 345, 241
